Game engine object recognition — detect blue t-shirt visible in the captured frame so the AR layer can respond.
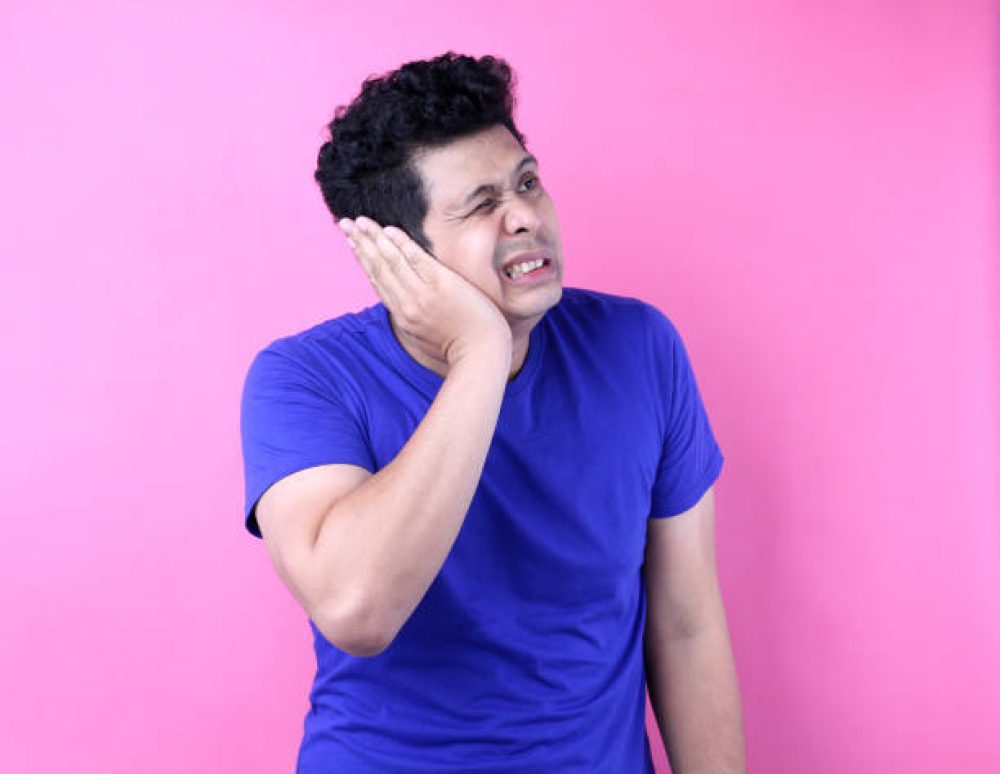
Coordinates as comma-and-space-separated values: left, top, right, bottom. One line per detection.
240, 287, 724, 773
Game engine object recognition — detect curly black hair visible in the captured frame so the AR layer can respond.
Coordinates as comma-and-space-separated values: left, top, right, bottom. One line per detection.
314, 52, 526, 253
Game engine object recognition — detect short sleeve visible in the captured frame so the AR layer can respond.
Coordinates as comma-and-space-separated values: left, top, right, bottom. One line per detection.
645, 305, 725, 518
239, 344, 375, 538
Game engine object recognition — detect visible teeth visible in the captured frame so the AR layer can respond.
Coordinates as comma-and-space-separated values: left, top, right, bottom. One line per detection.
506, 258, 544, 279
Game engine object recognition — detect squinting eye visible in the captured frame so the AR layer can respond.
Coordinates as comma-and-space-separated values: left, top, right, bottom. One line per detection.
520, 175, 539, 191
472, 198, 497, 214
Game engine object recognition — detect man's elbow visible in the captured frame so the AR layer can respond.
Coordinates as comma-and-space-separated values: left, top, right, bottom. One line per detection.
647, 590, 731, 642
312, 595, 394, 658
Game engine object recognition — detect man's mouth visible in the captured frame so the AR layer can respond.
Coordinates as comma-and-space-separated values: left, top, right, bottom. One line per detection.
500, 250, 553, 280
504, 257, 548, 279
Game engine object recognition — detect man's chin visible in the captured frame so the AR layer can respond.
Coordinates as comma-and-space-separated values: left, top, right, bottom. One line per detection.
502, 283, 562, 327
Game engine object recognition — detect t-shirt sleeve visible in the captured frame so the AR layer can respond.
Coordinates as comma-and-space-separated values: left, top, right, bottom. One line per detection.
645, 305, 725, 518
239, 343, 375, 538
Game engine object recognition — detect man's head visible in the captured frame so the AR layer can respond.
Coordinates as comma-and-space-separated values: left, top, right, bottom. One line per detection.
315, 53, 524, 251
315, 52, 563, 329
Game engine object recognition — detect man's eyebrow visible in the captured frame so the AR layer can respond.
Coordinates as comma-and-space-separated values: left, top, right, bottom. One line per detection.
456, 154, 539, 209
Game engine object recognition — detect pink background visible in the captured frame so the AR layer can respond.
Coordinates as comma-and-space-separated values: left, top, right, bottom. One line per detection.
2, 1, 997, 771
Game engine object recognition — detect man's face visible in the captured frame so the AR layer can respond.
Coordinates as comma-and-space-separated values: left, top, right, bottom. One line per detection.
413, 124, 564, 335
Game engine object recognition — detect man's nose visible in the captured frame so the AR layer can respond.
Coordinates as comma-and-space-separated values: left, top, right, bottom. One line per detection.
502, 195, 541, 235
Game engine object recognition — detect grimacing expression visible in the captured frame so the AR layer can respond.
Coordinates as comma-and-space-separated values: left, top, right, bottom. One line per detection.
413, 124, 564, 334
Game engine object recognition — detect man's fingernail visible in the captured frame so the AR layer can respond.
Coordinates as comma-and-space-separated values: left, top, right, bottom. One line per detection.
338, 219, 353, 234
355, 218, 370, 232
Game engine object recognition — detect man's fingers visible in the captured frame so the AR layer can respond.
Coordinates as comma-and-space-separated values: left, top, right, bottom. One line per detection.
373, 229, 422, 285
354, 218, 415, 279
340, 216, 428, 290
382, 226, 432, 282
340, 218, 402, 308
339, 218, 376, 280
346, 218, 392, 277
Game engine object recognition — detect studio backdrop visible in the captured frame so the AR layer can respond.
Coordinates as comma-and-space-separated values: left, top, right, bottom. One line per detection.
1, 1, 997, 772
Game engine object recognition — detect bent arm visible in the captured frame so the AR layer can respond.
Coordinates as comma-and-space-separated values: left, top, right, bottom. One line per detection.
258, 347, 510, 657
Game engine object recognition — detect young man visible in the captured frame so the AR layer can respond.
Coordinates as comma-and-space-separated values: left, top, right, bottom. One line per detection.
241, 52, 745, 773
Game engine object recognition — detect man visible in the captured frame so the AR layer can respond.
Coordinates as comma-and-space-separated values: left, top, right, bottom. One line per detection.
241, 52, 745, 773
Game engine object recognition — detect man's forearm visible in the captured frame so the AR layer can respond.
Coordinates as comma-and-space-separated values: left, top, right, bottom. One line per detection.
311, 348, 510, 652
644, 619, 746, 774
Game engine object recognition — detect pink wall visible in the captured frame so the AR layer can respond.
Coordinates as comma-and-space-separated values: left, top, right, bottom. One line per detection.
2, 1, 996, 771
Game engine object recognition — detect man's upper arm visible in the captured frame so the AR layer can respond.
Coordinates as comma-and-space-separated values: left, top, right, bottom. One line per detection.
643, 486, 724, 640
644, 304, 725, 520
256, 463, 372, 618
241, 344, 376, 537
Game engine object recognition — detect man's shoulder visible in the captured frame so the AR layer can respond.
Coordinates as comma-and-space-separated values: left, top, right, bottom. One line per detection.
553, 286, 658, 332
242, 303, 388, 398
256, 303, 384, 361
546, 288, 691, 380
559, 285, 650, 309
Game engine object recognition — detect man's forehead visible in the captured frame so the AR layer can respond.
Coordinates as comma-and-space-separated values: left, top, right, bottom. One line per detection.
414, 127, 536, 208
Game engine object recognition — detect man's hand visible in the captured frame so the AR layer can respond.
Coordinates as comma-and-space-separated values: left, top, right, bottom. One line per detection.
339, 216, 511, 373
